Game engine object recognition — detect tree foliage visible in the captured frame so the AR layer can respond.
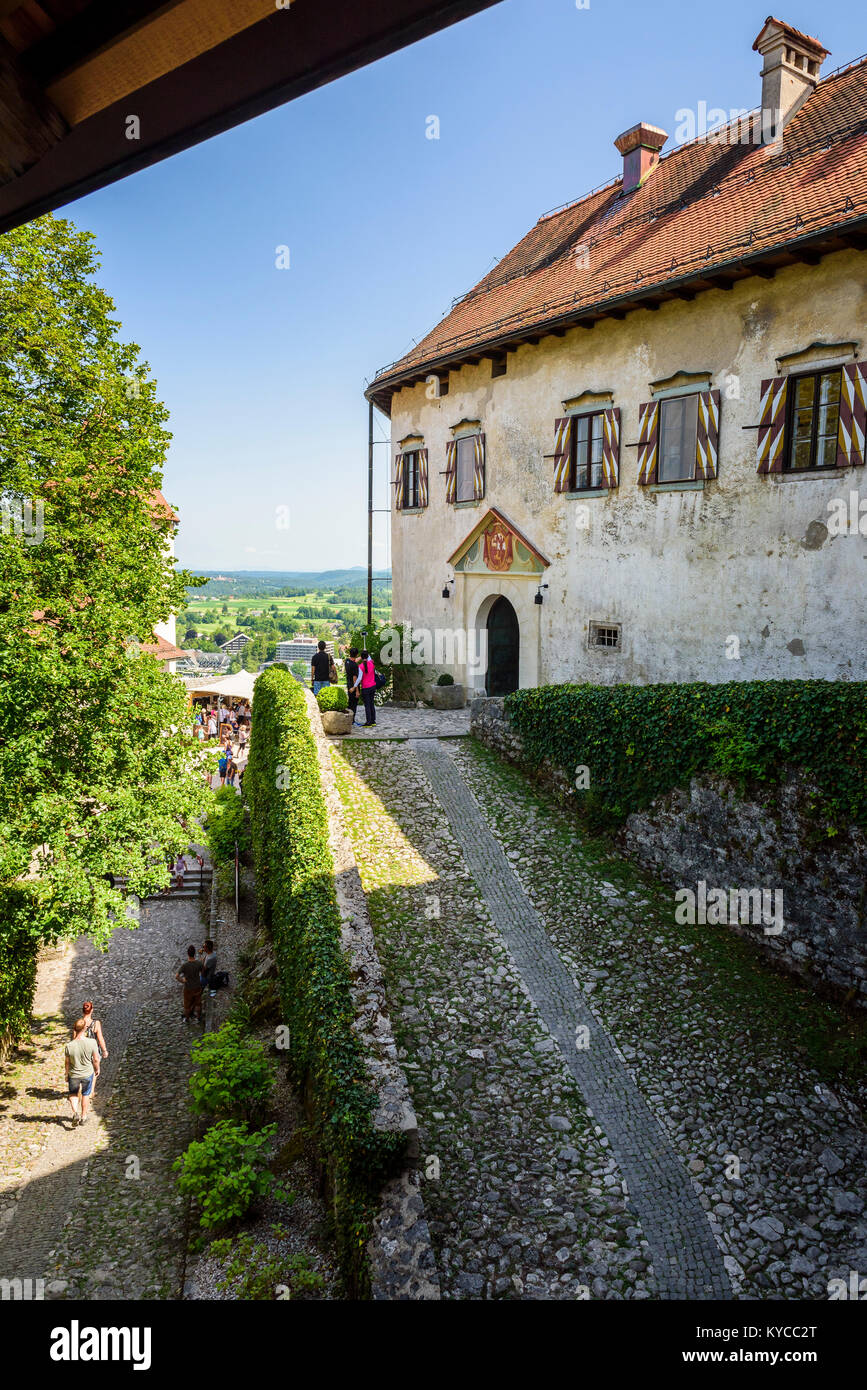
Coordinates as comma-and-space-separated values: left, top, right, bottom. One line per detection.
0, 215, 209, 964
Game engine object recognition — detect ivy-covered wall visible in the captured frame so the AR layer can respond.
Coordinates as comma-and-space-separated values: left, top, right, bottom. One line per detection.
244, 666, 405, 1292
0, 890, 40, 1063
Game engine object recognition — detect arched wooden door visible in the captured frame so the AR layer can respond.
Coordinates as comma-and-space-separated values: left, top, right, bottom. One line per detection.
485, 596, 520, 695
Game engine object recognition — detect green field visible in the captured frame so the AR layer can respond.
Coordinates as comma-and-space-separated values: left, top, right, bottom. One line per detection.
180, 571, 391, 668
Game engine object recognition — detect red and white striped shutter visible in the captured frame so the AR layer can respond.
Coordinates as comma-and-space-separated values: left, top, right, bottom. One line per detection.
636, 401, 659, 484
695, 390, 720, 479
394, 452, 405, 510
756, 377, 787, 473
418, 448, 429, 505
473, 434, 486, 500
445, 440, 457, 502
837, 363, 867, 468
553, 417, 573, 493
601, 408, 620, 488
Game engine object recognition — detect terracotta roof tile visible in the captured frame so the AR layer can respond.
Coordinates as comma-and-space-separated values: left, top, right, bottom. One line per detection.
370, 55, 867, 398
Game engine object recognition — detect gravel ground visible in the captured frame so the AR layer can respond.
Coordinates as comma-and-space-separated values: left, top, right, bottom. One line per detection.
333, 734, 867, 1301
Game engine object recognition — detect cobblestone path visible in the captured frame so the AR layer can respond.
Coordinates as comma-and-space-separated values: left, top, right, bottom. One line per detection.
0, 888, 217, 1300
334, 735, 867, 1301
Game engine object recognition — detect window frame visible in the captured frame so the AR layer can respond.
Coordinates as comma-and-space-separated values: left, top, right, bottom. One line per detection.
400, 448, 420, 509
783, 367, 843, 473
568, 410, 606, 492
657, 393, 700, 484
455, 434, 481, 504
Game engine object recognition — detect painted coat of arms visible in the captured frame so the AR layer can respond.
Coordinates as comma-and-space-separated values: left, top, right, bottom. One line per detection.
483, 520, 513, 572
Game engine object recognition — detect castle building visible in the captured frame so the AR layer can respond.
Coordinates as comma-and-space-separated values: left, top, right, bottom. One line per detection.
366, 18, 867, 695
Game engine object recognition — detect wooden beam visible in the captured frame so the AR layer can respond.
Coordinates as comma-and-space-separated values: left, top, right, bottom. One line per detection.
704, 275, 736, 291
0, 36, 67, 184
751, 265, 777, 279
671, 288, 697, 301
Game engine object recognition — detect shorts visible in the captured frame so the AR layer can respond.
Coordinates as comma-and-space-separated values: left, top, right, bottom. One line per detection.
68, 1074, 94, 1097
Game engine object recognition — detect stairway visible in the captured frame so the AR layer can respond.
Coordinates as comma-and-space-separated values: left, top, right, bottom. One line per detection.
111, 865, 213, 901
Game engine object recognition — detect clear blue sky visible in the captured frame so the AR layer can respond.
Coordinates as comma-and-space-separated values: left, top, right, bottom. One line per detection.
65, 0, 863, 573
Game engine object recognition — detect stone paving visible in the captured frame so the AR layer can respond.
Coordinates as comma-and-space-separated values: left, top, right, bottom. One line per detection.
0, 887, 213, 1299
334, 733, 867, 1301
339, 704, 471, 741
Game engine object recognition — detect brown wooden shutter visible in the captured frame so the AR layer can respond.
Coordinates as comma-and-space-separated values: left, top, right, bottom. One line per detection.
418, 448, 429, 505
553, 416, 573, 492
837, 363, 867, 468
636, 401, 659, 484
473, 434, 486, 500
756, 376, 787, 473
445, 440, 457, 502
601, 408, 620, 488
695, 390, 720, 479
394, 452, 405, 510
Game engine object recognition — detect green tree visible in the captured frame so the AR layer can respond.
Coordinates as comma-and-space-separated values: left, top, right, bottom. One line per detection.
0, 215, 210, 1003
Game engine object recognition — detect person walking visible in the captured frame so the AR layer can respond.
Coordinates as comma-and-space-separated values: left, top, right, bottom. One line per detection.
200, 939, 218, 997
175, 946, 203, 1023
174, 853, 187, 891
81, 1001, 108, 1061
238, 724, 248, 754
217, 746, 229, 787
345, 647, 360, 725
311, 640, 331, 696
207, 713, 217, 740
358, 649, 377, 728
64, 1018, 100, 1127
225, 755, 238, 788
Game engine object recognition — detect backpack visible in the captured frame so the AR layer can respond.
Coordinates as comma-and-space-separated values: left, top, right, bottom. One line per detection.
374, 669, 387, 690
213, 971, 230, 991
328, 657, 338, 683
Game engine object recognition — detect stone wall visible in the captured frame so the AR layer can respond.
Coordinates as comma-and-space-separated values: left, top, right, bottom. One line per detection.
470, 696, 867, 1008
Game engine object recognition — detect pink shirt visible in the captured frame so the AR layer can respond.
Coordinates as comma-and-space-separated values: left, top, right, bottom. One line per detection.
360, 659, 376, 689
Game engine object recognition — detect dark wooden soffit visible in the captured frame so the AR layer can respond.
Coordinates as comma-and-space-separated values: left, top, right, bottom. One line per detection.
365, 219, 867, 416
0, 0, 504, 234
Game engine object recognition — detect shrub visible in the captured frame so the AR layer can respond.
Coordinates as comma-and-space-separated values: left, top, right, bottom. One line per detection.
206, 786, 250, 863
174, 1120, 278, 1228
188, 1020, 276, 1125
504, 680, 867, 833
244, 667, 404, 1291
436, 672, 454, 686
317, 685, 348, 713
0, 889, 39, 1059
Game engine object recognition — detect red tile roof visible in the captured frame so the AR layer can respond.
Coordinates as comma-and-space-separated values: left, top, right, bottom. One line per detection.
369, 52, 867, 406
141, 633, 186, 662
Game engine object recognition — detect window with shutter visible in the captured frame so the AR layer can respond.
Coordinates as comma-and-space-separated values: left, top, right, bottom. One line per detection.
637, 400, 660, 484
756, 376, 788, 473
570, 412, 605, 490
784, 370, 842, 471
838, 363, 867, 468
658, 394, 699, 482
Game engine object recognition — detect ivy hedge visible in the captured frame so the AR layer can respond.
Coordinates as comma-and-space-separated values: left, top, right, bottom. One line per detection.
244, 666, 404, 1292
0, 889, 39, 1060
504, 680, 867, 834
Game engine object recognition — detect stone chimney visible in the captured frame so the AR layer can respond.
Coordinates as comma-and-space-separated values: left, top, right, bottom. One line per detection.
614, 123, 668, 194
752, 16, 829, 138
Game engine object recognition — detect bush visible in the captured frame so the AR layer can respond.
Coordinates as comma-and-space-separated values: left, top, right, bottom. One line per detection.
188, 1020, 276, 1125
244, 667, 404, 1290
504, 680, 867, 834
0, 889, 39, 1058
174, 1120, 279, 1228
317, 685, 348, 713
206, 786, 250, 863
436, 672, 454, 686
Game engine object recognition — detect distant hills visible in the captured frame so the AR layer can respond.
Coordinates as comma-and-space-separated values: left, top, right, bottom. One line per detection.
186, 569, 391, 597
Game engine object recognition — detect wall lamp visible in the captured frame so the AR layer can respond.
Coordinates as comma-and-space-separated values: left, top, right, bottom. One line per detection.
534, 584, 549, 606
442, 578, 455, 599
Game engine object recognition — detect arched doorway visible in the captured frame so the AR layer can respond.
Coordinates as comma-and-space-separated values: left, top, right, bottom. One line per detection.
486, 596, 520, 695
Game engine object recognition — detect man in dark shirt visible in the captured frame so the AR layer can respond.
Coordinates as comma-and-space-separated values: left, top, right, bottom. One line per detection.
311, 640, 331, 695
344, 647, 360, 724
175, 945, 203, 1022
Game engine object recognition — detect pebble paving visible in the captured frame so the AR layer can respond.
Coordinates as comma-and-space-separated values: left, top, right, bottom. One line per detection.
334, 724, 867, 1301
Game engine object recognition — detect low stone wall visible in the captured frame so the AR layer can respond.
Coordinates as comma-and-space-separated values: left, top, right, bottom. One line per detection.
470, 696, 867, 1008
306, 690, 441, 1299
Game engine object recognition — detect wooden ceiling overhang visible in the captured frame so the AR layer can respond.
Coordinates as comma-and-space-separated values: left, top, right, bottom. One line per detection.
0, 0, 504, 234
365, 217, 867, 416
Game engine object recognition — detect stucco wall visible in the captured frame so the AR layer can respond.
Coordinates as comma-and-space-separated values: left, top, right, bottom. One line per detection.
388, 251, 867, 689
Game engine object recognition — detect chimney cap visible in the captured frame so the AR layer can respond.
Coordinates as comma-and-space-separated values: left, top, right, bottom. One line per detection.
752, 16, 829, 60
614, 122, 668, 158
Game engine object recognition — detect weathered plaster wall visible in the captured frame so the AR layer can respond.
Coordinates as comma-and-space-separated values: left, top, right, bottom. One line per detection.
389, 251, 867, 688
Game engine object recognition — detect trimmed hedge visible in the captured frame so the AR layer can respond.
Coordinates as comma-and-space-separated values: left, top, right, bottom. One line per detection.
505, 680, 867, 834
316, 684, 348, 713
244, 667, 403, 1291
205, 785, 250, 864
0, 888, 40, 1060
